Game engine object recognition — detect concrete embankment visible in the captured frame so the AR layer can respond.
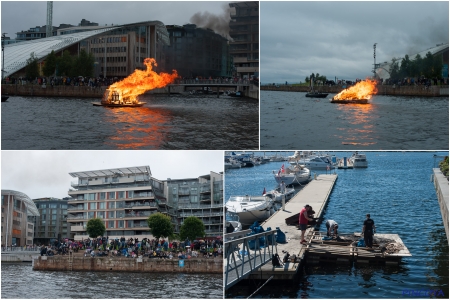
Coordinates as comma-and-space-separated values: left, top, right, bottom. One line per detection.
1, 251, 39, 262
32, 255, 222, 274
261, 84, 449, 97
432, 168, 449, 242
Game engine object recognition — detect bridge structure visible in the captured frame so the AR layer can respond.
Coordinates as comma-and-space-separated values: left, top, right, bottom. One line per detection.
224, 228, 279, 290
168, 79, 258, 98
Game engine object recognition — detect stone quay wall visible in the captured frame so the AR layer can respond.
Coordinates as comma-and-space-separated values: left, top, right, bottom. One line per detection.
33, 255, 223, 274
433, 168, 449, 242
261, 84, 449, 97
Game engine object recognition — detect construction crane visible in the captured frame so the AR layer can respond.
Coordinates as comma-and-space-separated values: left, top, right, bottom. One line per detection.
46, 1, 53, 38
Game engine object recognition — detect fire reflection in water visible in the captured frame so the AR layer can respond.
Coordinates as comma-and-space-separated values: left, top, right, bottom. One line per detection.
102, 106, 172, 149
335, 102, 378, 146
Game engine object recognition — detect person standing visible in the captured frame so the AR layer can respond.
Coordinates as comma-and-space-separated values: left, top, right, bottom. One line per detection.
299, 205, 313, 244
362, 214, 376, 248
280, 180, 286, 194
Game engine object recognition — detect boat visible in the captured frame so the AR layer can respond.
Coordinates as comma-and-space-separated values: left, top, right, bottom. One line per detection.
225, 212, 242, 233
306, 91, 329, 98
225, 195, 275, 226
224, 158, 242, 170
350, 152, 368, 168
92, 89, 146, 107
297, 155, 334, 170
274, 164, 311, 186
264, 186, 296, 203
1, 95, 9, 102
330, 98, 369, 104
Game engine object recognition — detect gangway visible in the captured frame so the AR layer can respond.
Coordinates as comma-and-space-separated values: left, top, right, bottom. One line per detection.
224, 229, 278, 290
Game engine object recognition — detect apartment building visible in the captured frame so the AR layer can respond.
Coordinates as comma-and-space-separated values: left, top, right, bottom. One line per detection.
32, 197, 70, 245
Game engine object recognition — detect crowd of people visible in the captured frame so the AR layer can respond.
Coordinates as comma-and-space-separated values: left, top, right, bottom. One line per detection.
3, 76, 118, 87
38, 236, 223, 259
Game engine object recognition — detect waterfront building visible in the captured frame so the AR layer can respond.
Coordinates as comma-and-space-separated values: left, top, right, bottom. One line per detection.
1, 190, 39, 247
67, 166, 161, 240
66, 166, 223, 240
228, 1, 259, 79
4, 21, 171, 79
163, 171, 224, 236
165, 24, 232, 79
32, 197, 70, 245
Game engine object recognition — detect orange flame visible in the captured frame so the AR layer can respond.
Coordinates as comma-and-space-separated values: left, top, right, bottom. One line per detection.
106, 58, 178, 103
332, 80, 378, 100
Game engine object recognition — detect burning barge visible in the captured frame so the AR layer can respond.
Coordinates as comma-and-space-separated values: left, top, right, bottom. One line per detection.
330, 98, 369, 104
92, 89, 145, 107
330, 79, 377, 104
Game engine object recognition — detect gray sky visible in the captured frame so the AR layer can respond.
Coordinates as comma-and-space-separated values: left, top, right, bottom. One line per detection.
1, 1, 231, 39
1, 150, 224, 199
261, 1, 449, 84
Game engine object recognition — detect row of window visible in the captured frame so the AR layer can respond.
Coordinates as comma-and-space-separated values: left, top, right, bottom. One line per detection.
76, 191, 154, 201
91, 36, 128, 44
36, 203, 67, 209
91, 46, 128, 53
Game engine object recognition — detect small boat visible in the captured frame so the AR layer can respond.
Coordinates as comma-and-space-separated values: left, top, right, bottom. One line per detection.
224, 158, 242, 170
350, 152, 368, 168
225, 195, 274, 226
264, 186, 296, 202
306, 91, 329, 98
1, 95, 9, 102
274, 164, 311, 186
297, 155, 334, 170
225, 212, 242, 233
93, 89, 145, 107
330, 99, 369, 104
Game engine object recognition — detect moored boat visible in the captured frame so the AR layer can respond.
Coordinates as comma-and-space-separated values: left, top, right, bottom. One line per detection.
225, 195, 274, 226
264, 186, 296, 202
306, 91, 329, 98
350, 152, 368, 168
274, 163, 311, 186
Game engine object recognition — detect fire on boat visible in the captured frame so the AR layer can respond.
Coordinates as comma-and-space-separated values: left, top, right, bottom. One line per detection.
330, 79, 377, 104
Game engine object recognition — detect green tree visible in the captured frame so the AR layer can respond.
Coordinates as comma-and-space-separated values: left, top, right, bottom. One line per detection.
43, 50, 57, 77
56, 50, 74, 76
86, 217, 106, 238
389, 58, 400, 80
25, 52, 39, 79
147, 213, 173, 239
180, 216, 205, 241
73, 49, 95, 77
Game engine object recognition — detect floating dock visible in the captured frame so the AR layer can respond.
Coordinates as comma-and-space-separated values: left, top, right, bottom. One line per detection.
247, 174, 338, 280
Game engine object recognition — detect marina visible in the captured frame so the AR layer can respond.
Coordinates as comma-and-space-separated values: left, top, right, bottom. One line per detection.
225, 152, 448, 298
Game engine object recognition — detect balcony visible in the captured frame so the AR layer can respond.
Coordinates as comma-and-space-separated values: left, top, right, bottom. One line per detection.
71, 225, 85, 231
67, 206, 85, 211
124, 202, 157, 209
124, 211, 158, 218
67, 215, 86, 220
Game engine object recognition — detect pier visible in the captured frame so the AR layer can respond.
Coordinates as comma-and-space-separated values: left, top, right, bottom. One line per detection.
247, 174, 338, 281
432, 168, 449, 241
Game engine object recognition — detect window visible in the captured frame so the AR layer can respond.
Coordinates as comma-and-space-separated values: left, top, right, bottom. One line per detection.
190, 195, 198, 203
118, 220, 124, 228
89, 202, 96, 210
108, 211, 115, 218
100, 193, 106, 200
108, 192, 115, 199
116, 211, 124, 218
128, 191, 134, 198
98, 202, 105, 209
97, 211, 105, 219
108, 221, 114, 228
88, 212, 95, 219
52, 215, 57, 220
41, 209, 46, 214
61, 204, 67, 209
108, 201, 115, 209
118, 191, 125, 199
127, 220, 133, 227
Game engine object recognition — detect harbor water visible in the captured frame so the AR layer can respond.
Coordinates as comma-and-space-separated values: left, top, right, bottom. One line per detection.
225, 152, 449, 298
1, 263, 223, 299
1, 94, 258, 150
260, 91, 449, 150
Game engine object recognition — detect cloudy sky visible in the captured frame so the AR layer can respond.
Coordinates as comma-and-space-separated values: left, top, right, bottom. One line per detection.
1, 151, 224, 199
1, 1, 231, 39
261, 1, 449, 84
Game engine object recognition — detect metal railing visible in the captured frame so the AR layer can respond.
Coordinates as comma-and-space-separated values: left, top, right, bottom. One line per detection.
224, 229, 278, 290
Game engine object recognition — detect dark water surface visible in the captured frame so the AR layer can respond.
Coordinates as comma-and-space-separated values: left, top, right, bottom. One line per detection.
1, 94, 258, 150
225, 152, 449, 298
1, 263, 223, 299
260, 91, 449, 150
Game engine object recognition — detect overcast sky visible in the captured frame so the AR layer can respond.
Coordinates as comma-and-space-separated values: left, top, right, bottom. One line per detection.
1, 1, 231, 39
1, 151, 224, 199
261, 1, 449, 84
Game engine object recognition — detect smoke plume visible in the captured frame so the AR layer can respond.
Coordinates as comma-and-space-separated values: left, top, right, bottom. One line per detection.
189, 3, 232, 39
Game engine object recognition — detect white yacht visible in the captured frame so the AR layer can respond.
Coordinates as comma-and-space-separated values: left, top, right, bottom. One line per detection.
274, 164, 311, 185
264, 186, 296, 203
350, 152, 368, 168
297, 155, 334, 170
225, 195, 274, 226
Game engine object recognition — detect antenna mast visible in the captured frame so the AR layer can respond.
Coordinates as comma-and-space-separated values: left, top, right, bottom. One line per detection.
46, 1, 53, 38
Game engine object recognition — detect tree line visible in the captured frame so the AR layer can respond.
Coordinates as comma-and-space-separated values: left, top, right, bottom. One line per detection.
25, 49, 95, 79
389, 51, 442, 81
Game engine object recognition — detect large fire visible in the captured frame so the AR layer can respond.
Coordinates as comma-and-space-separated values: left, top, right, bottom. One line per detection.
332, 79, 378, 101
104, 58, 178, 104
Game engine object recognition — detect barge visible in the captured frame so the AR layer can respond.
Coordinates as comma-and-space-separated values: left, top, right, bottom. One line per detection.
92, 89, 145, 107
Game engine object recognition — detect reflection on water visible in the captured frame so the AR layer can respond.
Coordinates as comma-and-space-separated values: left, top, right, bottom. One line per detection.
260, 91, 449, 149
1, 94, 259, 149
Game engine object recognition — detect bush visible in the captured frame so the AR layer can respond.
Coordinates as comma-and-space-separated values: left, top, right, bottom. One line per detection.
439, 156, 448, 177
